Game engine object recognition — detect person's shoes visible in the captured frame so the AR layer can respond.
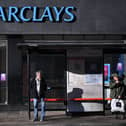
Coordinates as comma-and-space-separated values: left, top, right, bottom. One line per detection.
115, 113, 118, 119
120, 114, 125, 120
40, 117, 45, 122
33, 118, 38, 122
40, 119, 43, 122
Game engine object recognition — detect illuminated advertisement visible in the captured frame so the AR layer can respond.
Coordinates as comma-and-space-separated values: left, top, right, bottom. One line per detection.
0, 73, 6, 81
104, 64, 110, 85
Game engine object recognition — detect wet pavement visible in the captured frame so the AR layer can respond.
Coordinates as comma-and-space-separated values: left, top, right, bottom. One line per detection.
0, 111, 126, 126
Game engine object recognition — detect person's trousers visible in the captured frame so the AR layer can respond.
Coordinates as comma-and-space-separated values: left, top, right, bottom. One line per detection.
33, 98, 45, 120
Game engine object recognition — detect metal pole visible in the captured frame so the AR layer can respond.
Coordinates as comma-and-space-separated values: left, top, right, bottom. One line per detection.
27, 49, 31, 120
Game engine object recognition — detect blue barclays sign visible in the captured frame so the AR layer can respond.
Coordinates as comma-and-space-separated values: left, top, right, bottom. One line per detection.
0, 6, 76, 23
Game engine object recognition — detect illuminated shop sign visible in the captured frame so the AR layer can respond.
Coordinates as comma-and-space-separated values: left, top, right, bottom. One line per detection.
0, 6, 76, 22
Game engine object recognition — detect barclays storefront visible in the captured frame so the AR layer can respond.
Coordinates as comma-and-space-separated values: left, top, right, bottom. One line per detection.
0, 0, 126, 117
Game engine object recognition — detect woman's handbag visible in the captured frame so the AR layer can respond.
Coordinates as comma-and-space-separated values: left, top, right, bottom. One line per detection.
111, 99, 125, 113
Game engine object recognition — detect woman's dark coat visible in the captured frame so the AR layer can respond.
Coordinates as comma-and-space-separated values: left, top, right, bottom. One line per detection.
110, 79, 125, 99
30, 77, 47, 99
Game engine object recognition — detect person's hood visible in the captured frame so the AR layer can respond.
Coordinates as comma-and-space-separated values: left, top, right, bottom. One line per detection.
111, 73, 118, 77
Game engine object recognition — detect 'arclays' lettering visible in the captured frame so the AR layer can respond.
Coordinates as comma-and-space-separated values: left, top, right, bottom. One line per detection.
0, 6, 76, 22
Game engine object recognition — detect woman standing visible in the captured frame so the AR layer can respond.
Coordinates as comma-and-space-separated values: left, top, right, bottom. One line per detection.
110, 73, 125, 119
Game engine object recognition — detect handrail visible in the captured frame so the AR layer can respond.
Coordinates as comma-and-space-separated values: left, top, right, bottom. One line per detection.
30, 98, 112, 102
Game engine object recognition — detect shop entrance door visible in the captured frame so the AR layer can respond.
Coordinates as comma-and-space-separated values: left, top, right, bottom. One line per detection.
28, 49, 66, 119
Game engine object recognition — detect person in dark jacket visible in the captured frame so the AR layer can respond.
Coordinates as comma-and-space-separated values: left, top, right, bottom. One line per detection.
31, 70, 47, 121
110, 73, 124, 99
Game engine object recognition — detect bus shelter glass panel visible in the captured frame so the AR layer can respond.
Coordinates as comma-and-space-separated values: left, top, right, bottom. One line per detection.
0, 41, 7, 104
67, 48, 103, 112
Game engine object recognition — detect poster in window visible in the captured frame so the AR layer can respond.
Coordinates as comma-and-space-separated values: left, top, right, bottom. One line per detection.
104, 64, 110, 85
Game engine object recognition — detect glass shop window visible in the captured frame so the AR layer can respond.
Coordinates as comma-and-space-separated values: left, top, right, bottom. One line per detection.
0, 41, 7, 104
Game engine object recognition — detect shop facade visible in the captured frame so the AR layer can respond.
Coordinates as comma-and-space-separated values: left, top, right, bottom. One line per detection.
0, 0, 126, 115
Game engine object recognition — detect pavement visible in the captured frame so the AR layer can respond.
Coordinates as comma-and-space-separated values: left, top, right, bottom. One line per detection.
0, 111, 126, 126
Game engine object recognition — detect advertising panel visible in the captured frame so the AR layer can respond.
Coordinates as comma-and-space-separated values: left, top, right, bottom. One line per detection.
104, 64, 110, 86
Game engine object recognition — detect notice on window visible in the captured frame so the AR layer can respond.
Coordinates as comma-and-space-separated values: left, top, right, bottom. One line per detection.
83, 74, 102, 85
